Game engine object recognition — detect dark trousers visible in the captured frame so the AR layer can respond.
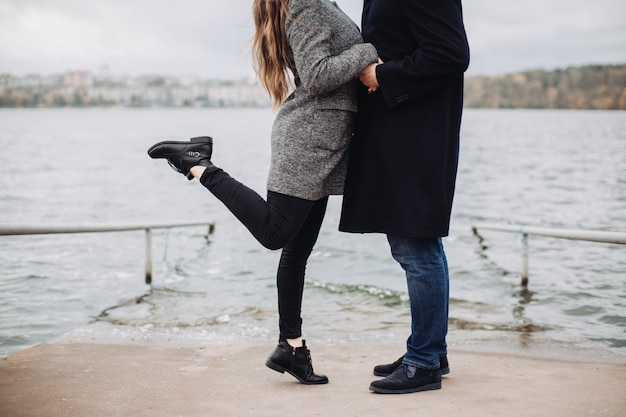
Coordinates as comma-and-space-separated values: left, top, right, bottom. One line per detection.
200, 167, 328, 338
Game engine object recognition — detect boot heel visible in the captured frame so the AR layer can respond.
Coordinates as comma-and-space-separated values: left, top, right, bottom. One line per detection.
265, 359, 286, 374
190, 136, 213, 144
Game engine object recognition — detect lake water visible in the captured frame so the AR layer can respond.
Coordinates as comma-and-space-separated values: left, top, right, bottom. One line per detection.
1, 108, 625, 359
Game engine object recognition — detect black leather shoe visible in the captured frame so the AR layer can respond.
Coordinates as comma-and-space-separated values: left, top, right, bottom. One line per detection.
373, 354, 449, 376
147, 136, 213, 180
370, 363, 441, 394
265, 338, 329, 385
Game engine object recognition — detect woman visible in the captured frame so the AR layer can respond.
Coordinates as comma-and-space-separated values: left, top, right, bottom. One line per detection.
147, 0, 378, 384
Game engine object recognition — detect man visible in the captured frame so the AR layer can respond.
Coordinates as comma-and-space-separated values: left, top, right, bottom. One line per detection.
339, 0, 470, 394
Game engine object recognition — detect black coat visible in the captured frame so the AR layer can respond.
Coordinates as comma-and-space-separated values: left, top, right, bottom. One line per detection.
339, 0, 470, 237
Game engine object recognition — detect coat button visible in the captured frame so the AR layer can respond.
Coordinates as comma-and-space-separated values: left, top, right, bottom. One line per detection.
396, 94, 409, 103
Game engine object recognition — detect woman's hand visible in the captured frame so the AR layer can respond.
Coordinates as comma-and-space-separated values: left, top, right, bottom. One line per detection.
358, 59, 383, 93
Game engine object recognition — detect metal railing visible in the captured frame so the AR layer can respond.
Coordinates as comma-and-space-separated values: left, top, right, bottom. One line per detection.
0, 221, 215, 284
471, 222, 626, 287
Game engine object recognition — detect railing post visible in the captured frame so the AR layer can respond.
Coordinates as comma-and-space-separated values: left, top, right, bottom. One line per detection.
145, 228, 152, 285
0, 221, 215, 286
521, 233, 529, 288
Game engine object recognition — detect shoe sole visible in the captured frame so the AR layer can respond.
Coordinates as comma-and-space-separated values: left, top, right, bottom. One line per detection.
374, 366, 449, 377
369, 381, 442, 394
265, 359, 329, 385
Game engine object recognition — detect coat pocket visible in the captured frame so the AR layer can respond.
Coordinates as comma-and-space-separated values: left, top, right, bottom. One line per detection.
311, 109, 356, 152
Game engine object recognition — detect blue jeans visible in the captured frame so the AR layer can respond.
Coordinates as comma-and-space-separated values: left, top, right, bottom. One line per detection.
387, 235, 449, 370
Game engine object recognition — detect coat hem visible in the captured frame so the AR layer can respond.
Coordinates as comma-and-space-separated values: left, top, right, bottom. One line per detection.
338, 225, 449, 238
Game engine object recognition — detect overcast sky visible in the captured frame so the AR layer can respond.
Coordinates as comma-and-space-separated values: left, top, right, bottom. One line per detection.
1, 0, 625, 79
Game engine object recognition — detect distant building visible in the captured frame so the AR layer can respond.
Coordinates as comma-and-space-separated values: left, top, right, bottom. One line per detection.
0, 70, 272, 108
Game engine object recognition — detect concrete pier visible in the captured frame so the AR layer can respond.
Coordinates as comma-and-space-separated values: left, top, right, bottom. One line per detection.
1, 334, 625, 417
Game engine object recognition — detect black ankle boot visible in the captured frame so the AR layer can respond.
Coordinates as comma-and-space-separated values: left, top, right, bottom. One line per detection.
147, 136, 213, 180
265, 338, 328, 385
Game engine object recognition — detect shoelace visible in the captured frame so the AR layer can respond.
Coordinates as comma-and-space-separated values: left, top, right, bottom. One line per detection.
305, 348, 315, 371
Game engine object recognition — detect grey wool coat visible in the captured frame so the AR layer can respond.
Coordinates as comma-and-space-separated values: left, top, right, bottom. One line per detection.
266, 0, 378, 201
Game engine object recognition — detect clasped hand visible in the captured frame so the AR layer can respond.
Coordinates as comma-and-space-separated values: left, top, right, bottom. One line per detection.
357, 58, 383, 93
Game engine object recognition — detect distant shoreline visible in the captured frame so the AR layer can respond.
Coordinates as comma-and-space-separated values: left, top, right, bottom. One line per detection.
1, 63, 624, 110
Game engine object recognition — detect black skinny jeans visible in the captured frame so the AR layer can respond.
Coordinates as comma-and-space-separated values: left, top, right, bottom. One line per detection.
200, 166, 328, 339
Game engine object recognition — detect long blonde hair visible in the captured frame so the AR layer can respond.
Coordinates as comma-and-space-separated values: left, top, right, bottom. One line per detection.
252, 0, 293, 109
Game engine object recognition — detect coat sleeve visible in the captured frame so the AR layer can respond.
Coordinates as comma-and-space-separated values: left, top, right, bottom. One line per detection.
287, 0, 378, 96
376, 0, 470, 108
